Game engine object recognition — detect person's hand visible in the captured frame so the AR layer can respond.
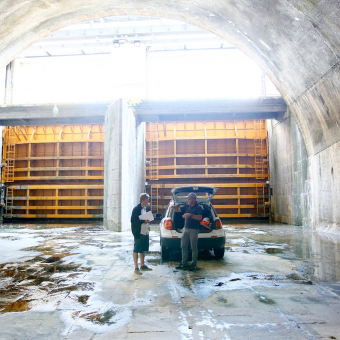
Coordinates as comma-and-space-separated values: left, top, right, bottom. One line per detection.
182, 213, 191, 218
169, 205, 175, 209
145, 219, 150, 224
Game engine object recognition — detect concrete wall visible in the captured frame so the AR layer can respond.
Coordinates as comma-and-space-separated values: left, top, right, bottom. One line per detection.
268, 112, 311, 226
311, 140, 340, 235
104, 100, 145, 231
269, 112, 340, 236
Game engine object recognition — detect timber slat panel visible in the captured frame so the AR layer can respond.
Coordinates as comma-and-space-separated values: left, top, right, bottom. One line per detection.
219, 214, 258, 218
5, 214, 103, 218
147, 174, 262, 179
152, 153, 261, 158
152, 195, 266, 199
15, 156, 104, 160
146, 164, 269, 170
10, 185, 104, 189
149, 183, 268, 188
11, 196, 103, 200
14, 139, 103, 144
146, 136, 265, 141
9, 206, 103, 210
153, 205, 254, 209
14, 176, 104, 180
15, 167, 104, 171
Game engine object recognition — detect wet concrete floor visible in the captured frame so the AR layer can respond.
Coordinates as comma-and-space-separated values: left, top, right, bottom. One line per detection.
0, 221, 339, 339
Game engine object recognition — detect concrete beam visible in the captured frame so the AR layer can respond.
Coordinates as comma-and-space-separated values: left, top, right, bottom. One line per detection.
135, 97, 286, 121
0, 102, 109, 126
0, 97, 286, 125
136, 97, 287, 114
139, 112, 280, 122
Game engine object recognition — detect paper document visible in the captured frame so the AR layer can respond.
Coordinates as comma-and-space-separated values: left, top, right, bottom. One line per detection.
139, 211, 154, 222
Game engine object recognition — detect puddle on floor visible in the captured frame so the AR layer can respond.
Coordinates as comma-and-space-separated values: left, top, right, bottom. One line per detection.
265, 247, 285, 254
0, 299, 32, 313
78, 295, 90, 304
257, 294, 276, 305
0, 256, 92, 313
77, 308, 121, 325
0, 224, 112, 314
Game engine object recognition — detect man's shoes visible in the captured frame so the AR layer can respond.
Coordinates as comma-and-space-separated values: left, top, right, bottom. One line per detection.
175, 264, 187, 270
140, 265, 152, 271
134, 268, 142, 275
188, 264, 197, 271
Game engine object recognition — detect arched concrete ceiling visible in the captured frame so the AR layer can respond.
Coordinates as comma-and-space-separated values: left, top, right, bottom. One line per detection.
1, 0, 340, 157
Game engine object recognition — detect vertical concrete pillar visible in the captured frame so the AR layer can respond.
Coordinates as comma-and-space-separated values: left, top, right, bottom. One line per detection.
104, 99, 145, 231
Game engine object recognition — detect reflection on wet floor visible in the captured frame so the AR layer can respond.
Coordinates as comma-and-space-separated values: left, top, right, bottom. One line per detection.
0, 221, 340, 338
224, 223, 340, 282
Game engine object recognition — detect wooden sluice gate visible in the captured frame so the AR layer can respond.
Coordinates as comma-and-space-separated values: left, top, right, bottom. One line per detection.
145, 120, 270, 218
2, 124, 104, 219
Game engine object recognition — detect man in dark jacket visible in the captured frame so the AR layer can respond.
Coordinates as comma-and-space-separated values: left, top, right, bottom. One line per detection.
131, 193, 153, 275
170, 192, 203, 271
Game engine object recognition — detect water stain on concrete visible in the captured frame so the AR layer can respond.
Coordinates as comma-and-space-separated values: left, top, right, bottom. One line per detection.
257, 295, 276, 305
78, 295, 90, 304
79, 309, 119, 325
0, 299, 32, 313
265, 247, 284, 254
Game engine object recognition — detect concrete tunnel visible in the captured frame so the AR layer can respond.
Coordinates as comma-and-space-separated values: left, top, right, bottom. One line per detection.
0, 0, 339, 235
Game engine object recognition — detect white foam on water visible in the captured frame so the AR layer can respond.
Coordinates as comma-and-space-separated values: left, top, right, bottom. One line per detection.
0, 230, 45, 263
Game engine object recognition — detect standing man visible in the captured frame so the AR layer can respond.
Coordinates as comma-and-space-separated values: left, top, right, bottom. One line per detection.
131, 193, 153, 275
170, 192, 203, 271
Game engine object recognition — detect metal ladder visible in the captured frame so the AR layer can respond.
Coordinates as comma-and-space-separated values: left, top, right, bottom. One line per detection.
151, 186, 158, 214
148, 123, 159, 214
256, 185, 266, 217
148, 122, 159, 181
5, 186, 14, 218
254, 120, 265, 179
4, 126, 16, 183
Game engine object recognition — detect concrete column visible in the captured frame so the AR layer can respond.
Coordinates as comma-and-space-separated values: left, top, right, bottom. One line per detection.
104, 99, 145, 231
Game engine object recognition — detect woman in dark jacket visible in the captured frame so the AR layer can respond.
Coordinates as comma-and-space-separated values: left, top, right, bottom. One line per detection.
131, 193, 153, 275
